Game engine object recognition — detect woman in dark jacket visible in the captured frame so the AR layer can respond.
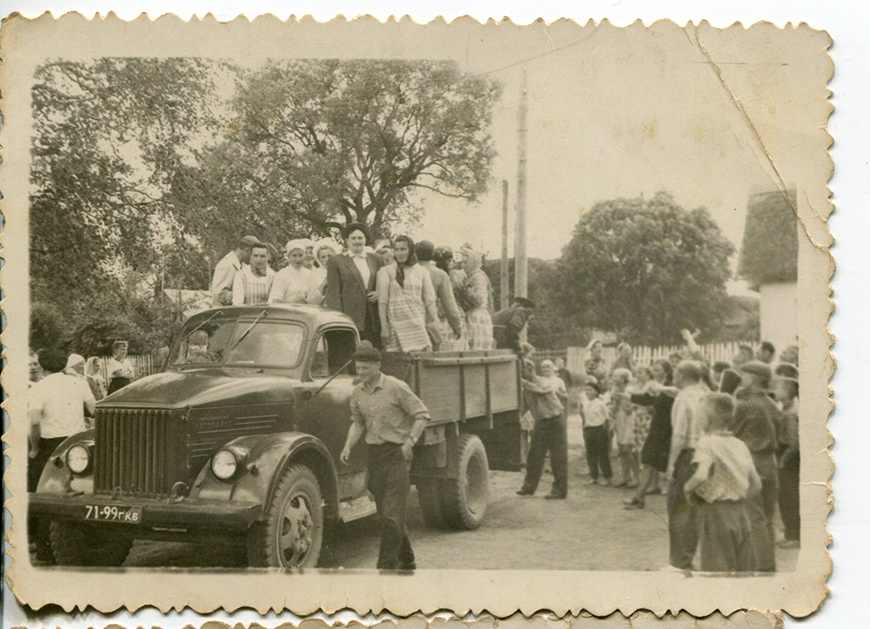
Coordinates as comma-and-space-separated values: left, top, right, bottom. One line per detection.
624, 359, 676, 509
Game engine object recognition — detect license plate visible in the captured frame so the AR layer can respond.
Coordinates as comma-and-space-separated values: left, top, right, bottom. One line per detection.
84, 504, 142, 523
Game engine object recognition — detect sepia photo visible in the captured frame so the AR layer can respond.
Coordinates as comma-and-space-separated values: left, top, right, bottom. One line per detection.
1, 14, 833, 618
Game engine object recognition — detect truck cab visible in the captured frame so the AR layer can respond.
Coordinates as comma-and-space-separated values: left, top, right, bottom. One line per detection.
30, 304, 522, 568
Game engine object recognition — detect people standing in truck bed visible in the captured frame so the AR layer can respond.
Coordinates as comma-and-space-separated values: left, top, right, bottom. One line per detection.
325, 223, 386, 348
377, 236, 439, 352
416, 240, 464, 351
461, 248, 494, 350
492, 297, 535, 352
340, 341, 430, 570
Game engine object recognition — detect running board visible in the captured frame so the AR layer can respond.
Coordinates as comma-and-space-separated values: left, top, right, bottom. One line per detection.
338, 495, 378, 522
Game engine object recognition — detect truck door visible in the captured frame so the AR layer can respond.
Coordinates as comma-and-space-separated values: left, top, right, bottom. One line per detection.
297, 327, 367, 501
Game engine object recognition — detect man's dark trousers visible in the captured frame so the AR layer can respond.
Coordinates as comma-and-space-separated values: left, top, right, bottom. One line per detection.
521, 415, 568, 496
367, 443, 415, 570
778, 454, 800, 542
667, 448, 700, 569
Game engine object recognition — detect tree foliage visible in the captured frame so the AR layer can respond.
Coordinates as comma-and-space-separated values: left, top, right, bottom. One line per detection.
29, 58, 501, 351
556, 193, 736, 346
737, 188, 799, 290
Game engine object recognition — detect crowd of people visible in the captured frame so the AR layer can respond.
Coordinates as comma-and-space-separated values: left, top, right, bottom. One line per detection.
516, 332, 801, 574
210, 224, 537, 354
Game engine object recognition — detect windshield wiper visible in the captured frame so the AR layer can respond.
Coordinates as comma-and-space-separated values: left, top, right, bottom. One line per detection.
178, 310, 224, 345
228, 310, 267, 353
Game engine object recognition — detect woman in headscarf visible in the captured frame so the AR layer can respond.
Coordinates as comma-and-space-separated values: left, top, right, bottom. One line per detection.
584, 339, 608, 387
269, 239, 312, 304
461, 248, 494, 350
377, 235, 439, 352
307, 238, 341, 305
435, 246, 468, 350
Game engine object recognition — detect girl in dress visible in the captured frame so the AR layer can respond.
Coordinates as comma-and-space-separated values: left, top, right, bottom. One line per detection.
377, 235, 439, 352
609, 368, 638, 488
461, 248, 494, 350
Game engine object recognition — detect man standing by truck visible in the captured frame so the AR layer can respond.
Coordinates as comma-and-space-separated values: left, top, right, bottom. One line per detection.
340, 341, 430, 570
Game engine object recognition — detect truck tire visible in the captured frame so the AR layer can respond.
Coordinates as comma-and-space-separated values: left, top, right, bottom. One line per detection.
247, 464, 324, 568
416, 478, 449, 528
49, 521, 133, 566
439, 434, 489, 530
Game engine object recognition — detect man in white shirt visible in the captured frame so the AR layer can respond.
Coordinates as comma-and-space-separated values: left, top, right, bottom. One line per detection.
28, 349, 96, 492
211, 235, 260, 306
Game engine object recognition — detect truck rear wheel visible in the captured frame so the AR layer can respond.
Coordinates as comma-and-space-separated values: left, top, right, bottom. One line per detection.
49, 521, 133, 566
247, 464, 323, 568
439, 434, 489, 530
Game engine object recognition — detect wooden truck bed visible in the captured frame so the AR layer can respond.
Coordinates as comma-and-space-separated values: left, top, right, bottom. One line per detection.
380, 349, 521, 425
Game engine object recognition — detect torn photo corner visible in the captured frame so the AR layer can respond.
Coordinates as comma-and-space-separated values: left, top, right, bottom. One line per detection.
0, 13, 834, 618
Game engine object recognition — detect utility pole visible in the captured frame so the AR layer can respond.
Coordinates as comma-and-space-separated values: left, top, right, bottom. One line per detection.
500, 179, 510, 310
514, 71, 528, 303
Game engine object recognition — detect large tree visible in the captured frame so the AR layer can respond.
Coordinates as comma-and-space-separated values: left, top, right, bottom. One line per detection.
556, 192, 736, 345
190, 59, 502, 242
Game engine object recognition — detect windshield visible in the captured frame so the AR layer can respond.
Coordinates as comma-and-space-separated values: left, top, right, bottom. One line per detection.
170, 317, 305, 368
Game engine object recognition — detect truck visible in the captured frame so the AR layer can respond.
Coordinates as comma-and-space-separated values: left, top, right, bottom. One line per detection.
30, 304, 523, 568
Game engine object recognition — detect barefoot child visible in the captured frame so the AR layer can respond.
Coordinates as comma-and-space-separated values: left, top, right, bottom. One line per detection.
610, 368, 638, 488
684, 393, 760, 572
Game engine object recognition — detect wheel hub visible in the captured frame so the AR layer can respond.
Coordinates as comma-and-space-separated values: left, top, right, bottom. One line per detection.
279, 495, 314, 566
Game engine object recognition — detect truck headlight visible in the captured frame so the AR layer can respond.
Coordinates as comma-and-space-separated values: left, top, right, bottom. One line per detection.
211, 449, 239, 481
66, 444, 91, 475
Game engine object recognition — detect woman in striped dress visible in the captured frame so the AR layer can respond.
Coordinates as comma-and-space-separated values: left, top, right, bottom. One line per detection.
377, 235, 439, 352
462, 248, 494, 350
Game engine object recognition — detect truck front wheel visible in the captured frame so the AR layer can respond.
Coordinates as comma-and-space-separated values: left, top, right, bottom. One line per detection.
247, 464, 324, 568
49, 521, 133, 566
439, 434, 489, 530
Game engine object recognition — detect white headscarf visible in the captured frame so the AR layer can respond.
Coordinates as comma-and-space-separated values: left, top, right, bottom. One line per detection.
314, 238, 341, 258
285, 239, 309, 255
65, 353, 86, 376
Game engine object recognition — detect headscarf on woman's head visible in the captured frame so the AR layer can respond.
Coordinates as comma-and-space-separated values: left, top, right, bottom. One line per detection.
314, 238, 341, 259
462, 248, 482, 274
393, 235, 418, 288
285, 239, 309, 255
65, 353, 85, 375
586, 338, 602, 352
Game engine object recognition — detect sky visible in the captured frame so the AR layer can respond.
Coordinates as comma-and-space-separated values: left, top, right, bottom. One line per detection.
400, 23, 799, 296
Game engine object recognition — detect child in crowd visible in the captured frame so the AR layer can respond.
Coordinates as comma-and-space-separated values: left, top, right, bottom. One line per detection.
609, 368, 638, 488
684, 393, 760, 572
581, 378, 613, 486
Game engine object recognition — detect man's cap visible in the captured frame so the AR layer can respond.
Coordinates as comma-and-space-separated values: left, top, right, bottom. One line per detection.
342, 222, 372, 243
351, 340, 381, 362
584, 377, 601, 393
739, 360, 772, 380
38, 348, 69, 373
774, 363, 799, 379
513, 296, 536, 309
112, 340, 128, 349
239, 235, 260, 248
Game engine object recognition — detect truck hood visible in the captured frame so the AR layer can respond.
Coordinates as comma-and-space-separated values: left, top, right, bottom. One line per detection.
100, 368, 301, 409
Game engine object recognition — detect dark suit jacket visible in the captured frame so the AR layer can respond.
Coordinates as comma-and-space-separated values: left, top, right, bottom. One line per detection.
325, 252, 385, 333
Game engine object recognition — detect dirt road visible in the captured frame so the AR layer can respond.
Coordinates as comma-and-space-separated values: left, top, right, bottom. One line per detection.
120, 414, 800, 572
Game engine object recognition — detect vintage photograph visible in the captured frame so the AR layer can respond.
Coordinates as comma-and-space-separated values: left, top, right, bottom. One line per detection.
2, 16, 833, 617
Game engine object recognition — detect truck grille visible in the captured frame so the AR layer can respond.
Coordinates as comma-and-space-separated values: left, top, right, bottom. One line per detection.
94, 408, 185, 496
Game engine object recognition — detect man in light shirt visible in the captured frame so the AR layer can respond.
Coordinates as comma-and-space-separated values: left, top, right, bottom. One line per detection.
211, 235, 260, 306
665, 360, 709, 571
28, 349, 95, 492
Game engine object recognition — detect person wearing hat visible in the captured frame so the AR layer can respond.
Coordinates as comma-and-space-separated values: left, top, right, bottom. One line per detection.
773, 376, 800, 548
269, 239, 313, 304
28, 349, 96, 492
732, 360, 780, 571
339, 341, 430, 570
211, 235, 260, 306
233, 242, 276, 305
774, 363, 799, 380
107, 340, 135, 394
325, 222, 386, 347
492, 296, 536, 352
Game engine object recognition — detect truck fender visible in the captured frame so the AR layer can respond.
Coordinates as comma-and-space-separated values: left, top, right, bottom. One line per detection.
190, 432, 340, 520
35, 430, 96, 495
